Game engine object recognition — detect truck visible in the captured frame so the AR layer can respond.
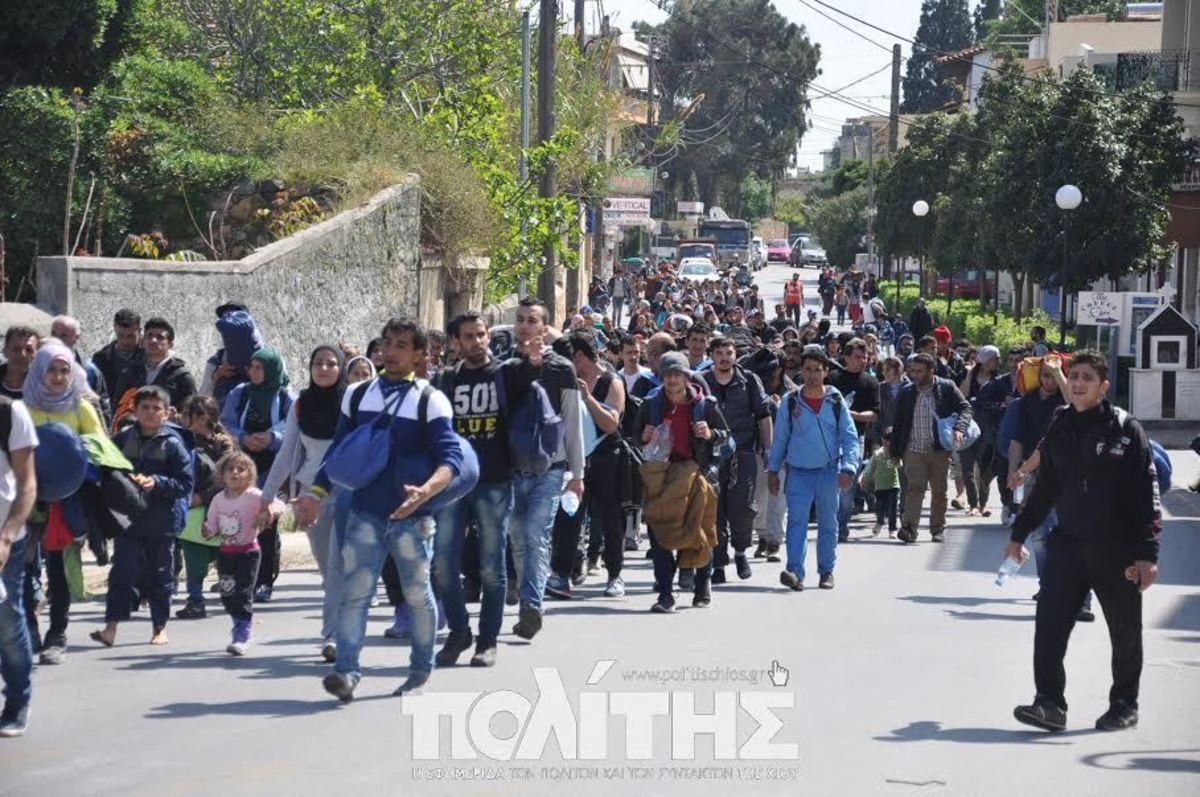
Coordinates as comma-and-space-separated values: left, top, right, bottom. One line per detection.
697, 218, 752, 267
675, 239, 719, 265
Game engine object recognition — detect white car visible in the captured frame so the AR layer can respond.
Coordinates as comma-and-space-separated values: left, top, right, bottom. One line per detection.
678, 257, 718, 280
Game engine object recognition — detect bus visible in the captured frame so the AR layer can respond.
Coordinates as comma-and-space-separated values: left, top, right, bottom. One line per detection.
697, 219, 752, 267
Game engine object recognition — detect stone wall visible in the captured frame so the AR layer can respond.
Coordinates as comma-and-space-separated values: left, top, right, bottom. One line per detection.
37, 179, 421, 381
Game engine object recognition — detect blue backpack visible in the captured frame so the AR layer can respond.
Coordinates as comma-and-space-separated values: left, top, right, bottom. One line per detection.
325, 381, 407, 490
494, 366, 565, 475
1149, 439, 1172, 494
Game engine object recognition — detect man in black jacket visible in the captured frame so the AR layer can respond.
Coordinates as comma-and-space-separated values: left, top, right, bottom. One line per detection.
889, 353, 971, 543
112, 318, 197, 416
1006, 351, 1160, 733
91, 309, 144, 395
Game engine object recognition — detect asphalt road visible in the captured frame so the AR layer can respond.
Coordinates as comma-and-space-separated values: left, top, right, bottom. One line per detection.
3, 447, 1198, 796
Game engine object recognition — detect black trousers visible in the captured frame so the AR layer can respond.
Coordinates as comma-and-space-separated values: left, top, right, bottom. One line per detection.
1033, 535, 1143, 712
26, 548, 71, 649
993, 454, 1014, 511
651, 534, 712, 602
550, 449, 625, 580
382, 554, 404, 606
714, 451, 758, 569
785, 303, 802, 326
874, 488, 899, 531
254, 518, 281, 590
218, 549, 261, 623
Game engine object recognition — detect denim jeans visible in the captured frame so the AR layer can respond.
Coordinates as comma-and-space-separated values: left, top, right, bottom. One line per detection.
509, 466, 564, 613
651, 539, 712, 602
784, 466, 840, 580
336, 509, 437, 680
320, 490, 352, 640
435, 480, 512, 647
1, 536, 33, 716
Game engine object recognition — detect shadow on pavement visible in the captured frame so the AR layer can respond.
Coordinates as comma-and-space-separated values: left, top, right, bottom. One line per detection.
942, 609, 1033, 622
1155, 592, 1200, 632
1079, 748, 1200, 773
898, 595, 1029, 607
145, 692, 395, 719
875, 720, 1088, 745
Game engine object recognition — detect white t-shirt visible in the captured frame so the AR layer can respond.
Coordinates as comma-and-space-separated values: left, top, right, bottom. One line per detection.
1, 400, 39, 543
622, 366, 652, 393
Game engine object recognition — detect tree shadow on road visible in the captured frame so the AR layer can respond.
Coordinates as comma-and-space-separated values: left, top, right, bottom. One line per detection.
875, 720, 1091, 745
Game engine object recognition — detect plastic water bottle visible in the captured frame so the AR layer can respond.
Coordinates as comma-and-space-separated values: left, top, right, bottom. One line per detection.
560, 490, 581, 517
995, 556, 1023, 587
0, 578, 7, 605
1013, 482, 1025, 505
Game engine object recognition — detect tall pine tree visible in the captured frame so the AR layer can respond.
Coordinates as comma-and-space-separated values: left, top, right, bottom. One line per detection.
973, 0, 1003, 41
901, 0, 975, 113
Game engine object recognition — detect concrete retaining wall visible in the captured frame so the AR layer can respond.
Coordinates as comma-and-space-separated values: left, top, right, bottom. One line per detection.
36, 179, 421, 381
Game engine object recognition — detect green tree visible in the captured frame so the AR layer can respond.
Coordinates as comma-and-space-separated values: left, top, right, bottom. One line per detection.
739, 174, 772, 225
902, 0, 974, 113
650, 0, 820, 211
773, 192, 807, 227
0, 0, 140, 90
810, 186, 869, 268
982, 0, 1126, 41
973, 0, 1002, 42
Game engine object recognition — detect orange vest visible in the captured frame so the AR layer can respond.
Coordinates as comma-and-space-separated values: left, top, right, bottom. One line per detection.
784, 281, 802, 304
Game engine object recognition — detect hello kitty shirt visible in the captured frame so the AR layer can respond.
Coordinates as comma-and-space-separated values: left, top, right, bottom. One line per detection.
204, 487, 268, 553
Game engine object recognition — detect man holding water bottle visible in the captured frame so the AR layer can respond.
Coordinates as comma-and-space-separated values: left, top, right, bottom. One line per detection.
1005, 351, 1161, 733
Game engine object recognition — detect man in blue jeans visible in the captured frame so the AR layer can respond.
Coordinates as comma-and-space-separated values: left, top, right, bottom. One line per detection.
433, 312, 514, 668
298, 318, 468, 703
0, 396, 39, 737
504, 298, 585, 641
768, 349, 859, 591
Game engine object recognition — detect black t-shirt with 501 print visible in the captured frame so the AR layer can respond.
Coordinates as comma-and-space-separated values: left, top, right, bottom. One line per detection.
438, 359, 510, 483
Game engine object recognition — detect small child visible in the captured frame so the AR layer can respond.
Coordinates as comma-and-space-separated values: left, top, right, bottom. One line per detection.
202, 452, 281, 655
860, 431, 902, 538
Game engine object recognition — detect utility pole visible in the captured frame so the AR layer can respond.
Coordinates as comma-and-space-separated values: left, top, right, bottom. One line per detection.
519, 10, 532, 298
866, 125, 876, 268
647, 34, 658, 256
536, 0, 558, 320
567, 0, 586, 313
888, 44, 901, 154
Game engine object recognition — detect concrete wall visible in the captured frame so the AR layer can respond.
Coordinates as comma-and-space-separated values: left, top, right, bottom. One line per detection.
1047, 20, 1162, 76
37, 179, 421, 383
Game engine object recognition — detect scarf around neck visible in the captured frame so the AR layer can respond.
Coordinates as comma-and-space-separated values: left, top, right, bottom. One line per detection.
297, 345, 345, 440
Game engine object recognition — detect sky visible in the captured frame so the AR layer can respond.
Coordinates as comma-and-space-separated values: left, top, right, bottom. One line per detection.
598, 0, 929, 172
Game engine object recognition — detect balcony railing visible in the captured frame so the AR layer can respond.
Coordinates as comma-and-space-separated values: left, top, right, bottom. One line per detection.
1111, 50, 1200, 92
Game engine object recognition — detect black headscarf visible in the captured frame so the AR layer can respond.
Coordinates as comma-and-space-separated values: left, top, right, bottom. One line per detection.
296, 345, 345, 440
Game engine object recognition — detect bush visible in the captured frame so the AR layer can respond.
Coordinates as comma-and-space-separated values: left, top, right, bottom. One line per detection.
877, 280, 1074, 350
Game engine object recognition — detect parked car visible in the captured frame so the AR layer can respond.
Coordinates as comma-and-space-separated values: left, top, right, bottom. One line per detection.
679, 257, 719, 280
935, 269, 995, 299
765, 239, 791, 263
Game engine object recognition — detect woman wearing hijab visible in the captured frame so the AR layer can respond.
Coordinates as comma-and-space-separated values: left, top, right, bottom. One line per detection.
22, 341, 104, 665
260, 345, 346, 661
220, 346, 293, 602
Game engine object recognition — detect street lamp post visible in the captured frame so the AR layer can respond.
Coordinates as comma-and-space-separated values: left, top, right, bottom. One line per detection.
1055, 184, 1083, 346
912, 200, 929, 303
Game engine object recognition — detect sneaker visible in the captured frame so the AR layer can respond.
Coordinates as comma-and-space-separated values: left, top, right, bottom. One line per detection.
254, 586, 273, 603
470, 644, 497, 668
320, 638, 337, 663
930, 530, 945, 543
505, 582, 519, 606
779, 571, 803, 592
322, 672, 358, 703
392, 673, 430, 696
384, 604, 413, 640
435, 630, 474, 667
754, 541, 767, 559
463, 578, 482, 604
837, 531, 849, 543
174, 601, 206, 620
818, 572, 835, 590
512, 606, 542, 640
571, 571, 588, 587
586, 555, 601, 576
1076, 608, 1096, 623
872, 522, 884, 537
38, 645, 66, 666
766, 543, 781, 563
1013, 702, 1067, 732
603, 577, 625, 598
545, 575, 572, 600
226, 620, 251, 655
888, 529, 897, 539
650, 595, 676, 614
1001, 506, 1012, 526
735, 554, 752, 580
678, 569, 695, 592
711, 568, 726, 585
227, 640, 249, 656
1094, 702, 1138, 731
898, 527, 917, 544
369, 593, 380, 608
0, 705, 30, 738
951, 497, 966, 510
692, 580, 711, 608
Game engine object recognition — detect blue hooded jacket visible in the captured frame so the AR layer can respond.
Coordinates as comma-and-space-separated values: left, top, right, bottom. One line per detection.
767, 385, 860, 475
